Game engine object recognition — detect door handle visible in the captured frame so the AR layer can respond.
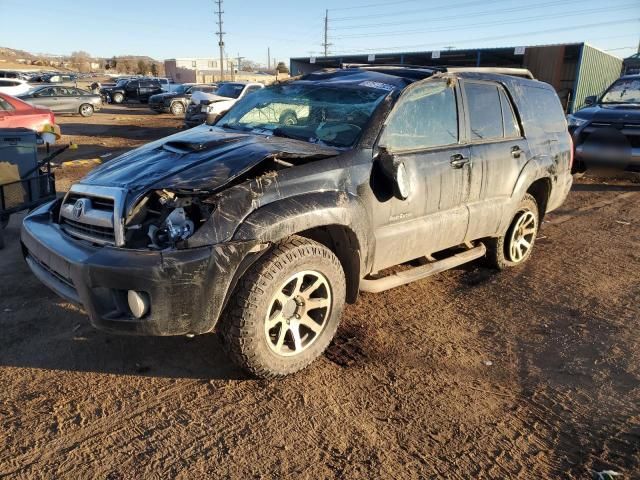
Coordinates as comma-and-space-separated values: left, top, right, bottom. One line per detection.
511, 146, 522, 158
450, 153, 469, 168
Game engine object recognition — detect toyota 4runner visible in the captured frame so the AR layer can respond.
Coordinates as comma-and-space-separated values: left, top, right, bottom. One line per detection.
21, 66, 573, 378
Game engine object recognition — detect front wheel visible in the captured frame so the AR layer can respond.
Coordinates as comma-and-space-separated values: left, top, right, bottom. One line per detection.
485, 193, 539, 270
112, 92, 124, 104
220, 236, 346, 378
79, 103, 94, 117
170, 102, 185, 116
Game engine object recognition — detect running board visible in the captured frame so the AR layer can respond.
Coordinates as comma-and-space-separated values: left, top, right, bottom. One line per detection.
359, 244, 487, 293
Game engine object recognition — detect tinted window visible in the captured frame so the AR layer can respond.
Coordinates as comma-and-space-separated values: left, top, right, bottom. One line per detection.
37, 88, 56, 97
55, 87, 74, 96
499, 88, 521, 138
0, 80, 11, 86
466, 82, 503, 141
245, 85, 262, 95
0, 97, 14, 111
524, 86, 566, 133
381, 80, 458, 151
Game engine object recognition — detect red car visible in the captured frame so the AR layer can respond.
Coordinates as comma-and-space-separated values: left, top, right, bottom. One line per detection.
0, 92, 56, 133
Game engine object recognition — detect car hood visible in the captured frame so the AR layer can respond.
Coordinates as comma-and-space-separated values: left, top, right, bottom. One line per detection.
150, 92, 183, 101
574, 104, 640, 123
79, 125, 340, 192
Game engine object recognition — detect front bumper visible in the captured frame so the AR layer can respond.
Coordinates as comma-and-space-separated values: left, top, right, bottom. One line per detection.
21, 203, 259, 336
572, 123, 640, 169
149, 102, 170, 113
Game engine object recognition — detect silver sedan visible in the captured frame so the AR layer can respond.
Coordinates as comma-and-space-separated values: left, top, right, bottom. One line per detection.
18, 86, 102, 117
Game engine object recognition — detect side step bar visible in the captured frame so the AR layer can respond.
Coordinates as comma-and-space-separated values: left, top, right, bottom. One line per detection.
359, 244, 487, 293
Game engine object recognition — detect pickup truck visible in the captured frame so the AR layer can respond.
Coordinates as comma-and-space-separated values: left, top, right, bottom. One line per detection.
21, 66, 573, 378
101, 78, 163, 104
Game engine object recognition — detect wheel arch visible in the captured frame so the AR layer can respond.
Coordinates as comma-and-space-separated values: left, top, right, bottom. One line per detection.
526, 177, 551, 220
233, 191, 373, 304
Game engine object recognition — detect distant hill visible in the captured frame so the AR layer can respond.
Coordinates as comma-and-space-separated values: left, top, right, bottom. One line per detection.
0, 46, 163, 74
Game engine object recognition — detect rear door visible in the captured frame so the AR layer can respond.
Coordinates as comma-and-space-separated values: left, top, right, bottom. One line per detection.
371, 77, 471, 271
54, 87, 76, 112
461, 80, 530, 240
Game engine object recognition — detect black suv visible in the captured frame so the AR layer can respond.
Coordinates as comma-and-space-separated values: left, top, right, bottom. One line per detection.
21, 67, 572, 378
148, 84, 218, 116
569, 74, 640, 171
101, 78, 163, 104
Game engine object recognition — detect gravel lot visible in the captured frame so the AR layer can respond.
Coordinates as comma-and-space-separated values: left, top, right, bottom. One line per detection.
1, 105, 638, 479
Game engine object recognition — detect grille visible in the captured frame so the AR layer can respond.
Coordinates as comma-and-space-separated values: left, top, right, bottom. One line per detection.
65, 193, 114, 211
61, 218, 115, 244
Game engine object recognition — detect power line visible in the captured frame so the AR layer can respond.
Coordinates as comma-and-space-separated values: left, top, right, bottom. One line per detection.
328, 18, 640, 54
329, 0, 609, 30
331, 0, 511, 21
332, 4, 639, 39
330, 0, 422, 11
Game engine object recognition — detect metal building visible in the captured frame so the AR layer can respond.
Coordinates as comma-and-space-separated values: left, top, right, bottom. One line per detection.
290, 43, 622, 113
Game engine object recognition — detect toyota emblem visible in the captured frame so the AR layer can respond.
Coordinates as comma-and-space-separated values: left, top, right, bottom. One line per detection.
72, 199, 86, 219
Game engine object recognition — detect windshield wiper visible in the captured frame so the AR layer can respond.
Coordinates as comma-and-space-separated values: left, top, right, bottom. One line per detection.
271, 128, 316, 143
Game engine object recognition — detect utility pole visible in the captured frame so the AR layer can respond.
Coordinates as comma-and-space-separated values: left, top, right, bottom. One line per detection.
267, 47, 271, 72
215, 0, 225, 81
236, 52, 245, 72
322, 9, 331, 57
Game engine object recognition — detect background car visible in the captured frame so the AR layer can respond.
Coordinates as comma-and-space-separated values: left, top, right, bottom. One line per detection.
184, 82, 263, 127
148, 83, 218, 115
0, 78, 32, 96
0, 92, 56, 132
18, 86, 102, 117
101, 78, 163, 104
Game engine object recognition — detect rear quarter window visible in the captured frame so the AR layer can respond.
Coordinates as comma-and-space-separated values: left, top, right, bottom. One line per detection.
521, 86, 567, 134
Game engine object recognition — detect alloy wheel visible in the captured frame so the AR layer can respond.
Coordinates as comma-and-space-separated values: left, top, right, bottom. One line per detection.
507, 210, 537, 263
264, 270, 331, 357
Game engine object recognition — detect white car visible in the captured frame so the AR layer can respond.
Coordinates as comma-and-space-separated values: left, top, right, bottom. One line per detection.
0, 78, 32, 96
185, 82, 264, 127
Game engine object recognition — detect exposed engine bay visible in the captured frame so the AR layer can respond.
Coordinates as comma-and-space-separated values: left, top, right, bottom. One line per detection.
124, 190, 214, 250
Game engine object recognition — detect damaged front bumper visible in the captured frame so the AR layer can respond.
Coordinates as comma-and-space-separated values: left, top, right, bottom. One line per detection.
21, 202, 260, 336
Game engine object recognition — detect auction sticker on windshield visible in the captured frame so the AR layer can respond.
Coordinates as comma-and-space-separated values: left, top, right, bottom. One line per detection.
358, 81, 396, 91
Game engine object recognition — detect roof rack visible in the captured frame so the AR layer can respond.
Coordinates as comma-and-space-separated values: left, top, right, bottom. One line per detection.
444, 67, 534, 79
341, 64, 534, 79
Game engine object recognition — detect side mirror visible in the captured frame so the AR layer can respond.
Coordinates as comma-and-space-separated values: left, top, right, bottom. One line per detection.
584, 95, 596, 106
374, 146, 411, 200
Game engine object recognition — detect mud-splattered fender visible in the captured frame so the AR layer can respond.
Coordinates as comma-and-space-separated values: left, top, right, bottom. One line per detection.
233, 190, 373, 283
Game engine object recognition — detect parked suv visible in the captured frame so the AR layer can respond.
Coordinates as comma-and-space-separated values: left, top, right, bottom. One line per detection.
184, 82, 263, 127
21, 67, 572, 378
568, 74, 640, 171
102, 78, 163, 104
148, 84, 218, 115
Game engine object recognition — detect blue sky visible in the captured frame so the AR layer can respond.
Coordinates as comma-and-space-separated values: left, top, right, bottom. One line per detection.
0, 0, 638, 65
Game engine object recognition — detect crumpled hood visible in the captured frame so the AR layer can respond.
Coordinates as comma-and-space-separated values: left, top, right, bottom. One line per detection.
574, 104, 640, 123
79, 125, 340, 191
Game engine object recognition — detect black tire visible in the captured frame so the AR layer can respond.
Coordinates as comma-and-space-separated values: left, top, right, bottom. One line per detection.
279, 110, 298, 126
220, 236, 346, 378
79, 103, 94, 117
112, 92, 124, 104
485, 193, 539, 270
170, 102, 185, 116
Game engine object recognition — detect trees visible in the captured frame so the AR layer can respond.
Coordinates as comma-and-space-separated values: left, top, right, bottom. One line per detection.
137, 59, 148, 75
150, 63, 158, 77
70, 50, 91, 73
276, 61, 289, 74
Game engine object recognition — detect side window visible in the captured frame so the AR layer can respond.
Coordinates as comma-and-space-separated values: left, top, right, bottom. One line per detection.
380, 80, 458, 151
499, 88, 521, 138
38, 88, 55, 97
0, 80, 9, 86
244, 85, 262, 96
523, 86, 567, 134
0, 97, 14, 111
465, 82, 503, 141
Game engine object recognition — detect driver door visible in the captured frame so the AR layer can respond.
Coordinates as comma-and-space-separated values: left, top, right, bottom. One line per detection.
370, 78, 471, 272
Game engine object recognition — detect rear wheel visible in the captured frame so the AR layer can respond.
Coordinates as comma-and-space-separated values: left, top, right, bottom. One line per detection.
112, 92, 124, 104
79, 103, 94, 117
220, 236, 345, 378
486, 194, 539, 270
170, 102, 185, 115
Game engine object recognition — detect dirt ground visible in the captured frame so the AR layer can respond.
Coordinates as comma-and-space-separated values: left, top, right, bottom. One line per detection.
0, 105, 639, 479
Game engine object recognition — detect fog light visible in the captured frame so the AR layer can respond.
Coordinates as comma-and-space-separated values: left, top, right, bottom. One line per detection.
127, 290, 150, 319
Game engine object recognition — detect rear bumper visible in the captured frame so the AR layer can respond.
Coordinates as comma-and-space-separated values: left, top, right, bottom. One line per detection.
21, 202, 260, 336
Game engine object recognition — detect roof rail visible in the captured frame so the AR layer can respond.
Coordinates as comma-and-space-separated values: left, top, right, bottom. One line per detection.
442, 67, 535, 79
340, 64, 534, 79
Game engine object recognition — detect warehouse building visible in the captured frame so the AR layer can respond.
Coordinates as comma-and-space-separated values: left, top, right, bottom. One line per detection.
290, 43, 622, 113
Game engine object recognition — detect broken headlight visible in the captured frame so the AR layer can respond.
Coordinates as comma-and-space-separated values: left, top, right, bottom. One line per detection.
124, 189, 214, 250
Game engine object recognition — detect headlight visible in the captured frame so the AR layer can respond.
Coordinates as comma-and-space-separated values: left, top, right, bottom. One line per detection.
567, 114, 587, 129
